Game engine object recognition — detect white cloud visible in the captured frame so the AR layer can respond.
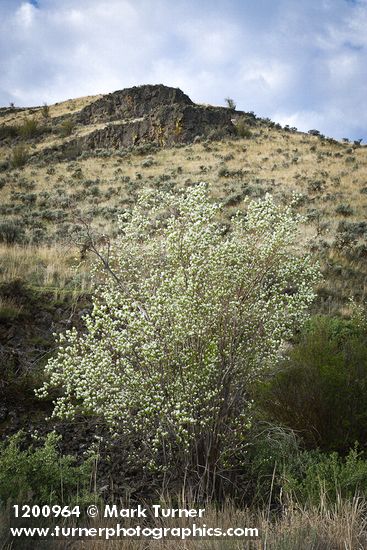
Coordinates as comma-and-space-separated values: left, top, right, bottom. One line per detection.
0, 0, 366, 139
238, 60, 292, 94
17, 2, 36, 27
273, 110, 329, 133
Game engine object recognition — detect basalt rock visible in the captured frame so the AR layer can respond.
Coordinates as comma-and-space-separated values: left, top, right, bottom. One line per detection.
49, 85, 237, 157
80, 104, 236, 150
76, 84, 194, 124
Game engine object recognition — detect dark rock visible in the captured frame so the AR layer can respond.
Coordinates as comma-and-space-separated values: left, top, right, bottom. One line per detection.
40, 84, 238, 159
0, 405, 8, 422
76, 84, 193, 124
0, 286, 92, 440
79, 103, 235, 150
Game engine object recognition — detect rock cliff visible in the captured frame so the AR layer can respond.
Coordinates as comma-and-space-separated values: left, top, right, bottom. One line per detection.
63, 84, 237, 153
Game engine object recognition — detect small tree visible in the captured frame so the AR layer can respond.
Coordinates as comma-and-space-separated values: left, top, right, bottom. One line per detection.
38, 185, 320, 494
225, 97, 236, 110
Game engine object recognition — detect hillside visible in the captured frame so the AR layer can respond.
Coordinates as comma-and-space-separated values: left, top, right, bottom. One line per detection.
0, 83, 367, 432
2, 85, 367, 548
1, 85, 366, 301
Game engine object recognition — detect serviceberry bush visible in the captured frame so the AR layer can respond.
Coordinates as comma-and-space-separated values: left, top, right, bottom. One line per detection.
37, 184, 320, 493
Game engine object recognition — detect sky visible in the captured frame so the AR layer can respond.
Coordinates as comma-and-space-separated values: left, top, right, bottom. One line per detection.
0, 0, 366, 140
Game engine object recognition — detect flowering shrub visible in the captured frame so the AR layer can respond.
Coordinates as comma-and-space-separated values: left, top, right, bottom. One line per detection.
37, 184, 320, 490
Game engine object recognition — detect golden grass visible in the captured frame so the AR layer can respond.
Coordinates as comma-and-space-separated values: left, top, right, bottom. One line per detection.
0, 94, 102, 126
0, 244, 91, 291
0, 123, 366, 301
2, 497, 363, 549
2, 127, 366, 209
71, 497, 367, 549
46, 94, 103, 119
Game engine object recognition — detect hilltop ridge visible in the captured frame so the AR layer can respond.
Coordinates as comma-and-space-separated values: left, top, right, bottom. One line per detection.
0, 84, 271, 158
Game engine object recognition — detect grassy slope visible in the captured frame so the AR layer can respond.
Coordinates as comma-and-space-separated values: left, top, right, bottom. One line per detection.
0, 95, 367, 313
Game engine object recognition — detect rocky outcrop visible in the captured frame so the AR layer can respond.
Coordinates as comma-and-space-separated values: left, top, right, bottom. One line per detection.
76, 84, 194, 124
79, 104, 235, 150
35, 84, 240, 161
50, 85, 237, 155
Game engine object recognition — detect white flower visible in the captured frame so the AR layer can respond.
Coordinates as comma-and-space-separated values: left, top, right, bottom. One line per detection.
37, 184, 320, 472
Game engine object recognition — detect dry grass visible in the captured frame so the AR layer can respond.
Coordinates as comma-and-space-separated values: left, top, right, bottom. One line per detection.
0, 118, 367, 305
0, 94, 101, 126
46, 94, 102, 119
2, 127, 366, 213
0, 295, 23, 318
72, 499, 367, 549
0, 244, 91, 291
1, 497, 365, 549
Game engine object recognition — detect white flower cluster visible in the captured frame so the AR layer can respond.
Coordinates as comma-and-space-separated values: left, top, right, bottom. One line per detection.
37, 183, 321, 472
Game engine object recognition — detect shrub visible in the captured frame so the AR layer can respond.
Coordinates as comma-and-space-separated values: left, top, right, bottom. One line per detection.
242, 425, 367, 507
0, 295, 24, 320
242, 425, 301, 505
42, 102, 50, 119
17, 177, 35, 191
335, 204, 354, 217
19, 118, 40, 139
236, 117, 252, 139
10, 145, 29, 169
0, 125, 18, 140
63, 142, 82, 161
141, 157, 155, 168
335, 221, 367, 249
0, 221, 25, 244
256, 315, 367, 452
38, 185, 320, 495
218, 166, 244, 178
284, 446, 367, 506
59, 119, 75, 138
222, 192, 246, 207
218, 165, 230, 177
308, 179, 325, 193
0, 432, 95, 505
